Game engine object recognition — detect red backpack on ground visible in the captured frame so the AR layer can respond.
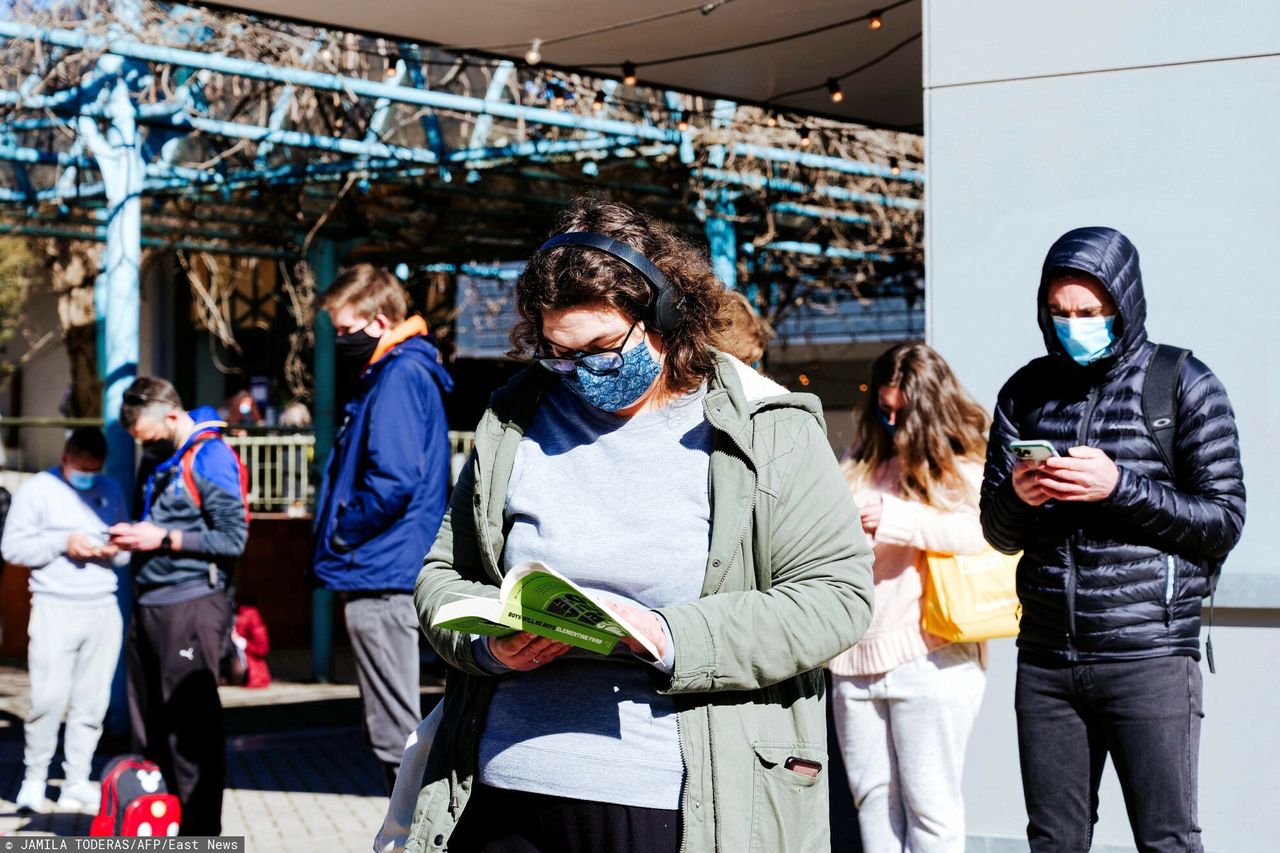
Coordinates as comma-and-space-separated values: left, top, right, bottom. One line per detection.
90, 755, 182, 837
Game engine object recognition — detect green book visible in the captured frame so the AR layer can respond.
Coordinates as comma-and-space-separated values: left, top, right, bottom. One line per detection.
431, 560, 661, 659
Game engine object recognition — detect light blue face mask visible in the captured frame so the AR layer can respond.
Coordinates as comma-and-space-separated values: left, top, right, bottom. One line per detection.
1053, 315, 1117, 365
561, 338, 662, 412
67, 468, 99, 491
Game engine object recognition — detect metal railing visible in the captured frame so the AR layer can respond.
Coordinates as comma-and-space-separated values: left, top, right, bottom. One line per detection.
223, 430, 315, 517
0, 417, 476, 515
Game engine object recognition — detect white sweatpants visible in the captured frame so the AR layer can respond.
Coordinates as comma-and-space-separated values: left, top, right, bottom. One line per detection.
25, 600, 123, 784
831, 643, 986, 853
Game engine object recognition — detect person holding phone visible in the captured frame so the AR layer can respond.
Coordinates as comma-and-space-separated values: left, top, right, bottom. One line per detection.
1, 427, 128, 813
411, 198, 874, 853
981, 227, 1246, 852
829, 342, 991, 853
112, 377, 250, 836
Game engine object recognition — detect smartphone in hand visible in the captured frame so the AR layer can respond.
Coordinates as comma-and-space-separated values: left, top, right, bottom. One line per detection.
1009, 439, 1058, 464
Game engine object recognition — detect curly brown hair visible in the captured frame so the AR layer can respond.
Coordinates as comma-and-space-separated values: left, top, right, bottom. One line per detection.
511, 198, 729, 396
843, 342, 990, 508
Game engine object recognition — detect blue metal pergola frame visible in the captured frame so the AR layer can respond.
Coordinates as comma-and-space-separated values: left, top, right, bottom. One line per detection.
0, 6, 924, 680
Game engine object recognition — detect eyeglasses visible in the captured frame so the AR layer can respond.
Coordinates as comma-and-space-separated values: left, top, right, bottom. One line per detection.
533, 321, 641, 376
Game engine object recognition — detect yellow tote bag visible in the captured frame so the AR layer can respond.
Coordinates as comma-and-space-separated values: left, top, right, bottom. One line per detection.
920, 548, 1022, 643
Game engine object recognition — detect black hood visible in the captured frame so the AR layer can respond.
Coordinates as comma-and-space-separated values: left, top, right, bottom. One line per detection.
1037, 226, 1147, 365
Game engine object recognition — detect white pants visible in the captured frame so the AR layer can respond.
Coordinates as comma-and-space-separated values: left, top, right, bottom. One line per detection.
831, 643, 986, 853
25, 600, 123, 784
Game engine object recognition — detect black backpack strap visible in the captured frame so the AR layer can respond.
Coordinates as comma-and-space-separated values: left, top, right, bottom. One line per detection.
1142, 344, 1191, 481
1142, 344, 1221, 672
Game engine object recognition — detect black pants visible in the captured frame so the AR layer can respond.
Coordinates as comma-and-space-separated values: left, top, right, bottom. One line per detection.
449, 784, 680, 853
1015, 653, 1203, 853
126, 592, 229, 836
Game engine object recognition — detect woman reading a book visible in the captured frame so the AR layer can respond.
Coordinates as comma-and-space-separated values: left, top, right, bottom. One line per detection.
411, 198, 875, 853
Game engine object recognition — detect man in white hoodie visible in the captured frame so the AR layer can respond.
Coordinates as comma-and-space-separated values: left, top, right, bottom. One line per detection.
1, 427, 128, 813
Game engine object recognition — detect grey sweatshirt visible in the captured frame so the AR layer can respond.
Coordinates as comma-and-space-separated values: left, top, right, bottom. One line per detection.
477, 382, 713, 810
1, 468, 128, 605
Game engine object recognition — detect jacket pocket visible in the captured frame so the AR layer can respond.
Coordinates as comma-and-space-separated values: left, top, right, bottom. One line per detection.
749, 742, 827, 853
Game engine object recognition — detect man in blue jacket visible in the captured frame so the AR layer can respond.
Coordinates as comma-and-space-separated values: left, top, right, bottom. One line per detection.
981, 227, 1246, 852
112, 376, 249, 835
311, 264, 454, 790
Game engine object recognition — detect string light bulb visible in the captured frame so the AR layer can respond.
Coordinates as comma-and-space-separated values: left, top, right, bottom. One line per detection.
765, 110, 778, 127
869, 10, 883, 29
551, 84, 565, 109
826, 78, 844, 103
592, 89, 606, 111
622, 61, 637, 86
677, 116, 689, 131
799, 127, 812, 147
889, 157, 901, 176
525, 38, 543, 66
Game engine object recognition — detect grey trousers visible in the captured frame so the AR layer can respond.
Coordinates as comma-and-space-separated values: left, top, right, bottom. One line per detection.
344, 593, 422, 770
25, 600, 123, 784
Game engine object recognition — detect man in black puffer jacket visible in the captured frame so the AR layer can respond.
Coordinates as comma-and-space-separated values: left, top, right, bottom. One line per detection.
981, 227, 1245, 853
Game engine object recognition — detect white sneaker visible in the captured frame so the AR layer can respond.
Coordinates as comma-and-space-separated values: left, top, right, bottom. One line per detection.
56, 780, 99, 814
15, 779, 47, 813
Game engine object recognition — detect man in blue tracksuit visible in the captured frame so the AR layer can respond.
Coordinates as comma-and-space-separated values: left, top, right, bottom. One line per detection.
311, 264, 454, 791
112, 376, 249, 835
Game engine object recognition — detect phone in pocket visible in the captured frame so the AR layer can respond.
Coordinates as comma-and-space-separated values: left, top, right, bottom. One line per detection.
784, 756, 823, 778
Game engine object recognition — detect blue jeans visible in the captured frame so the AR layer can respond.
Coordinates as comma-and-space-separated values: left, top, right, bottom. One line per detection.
1015, 653, 1203, 852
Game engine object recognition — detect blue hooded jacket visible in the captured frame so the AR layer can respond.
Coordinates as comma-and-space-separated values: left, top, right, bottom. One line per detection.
980, 227, 1245, 661
311, 334, 455, 591
136, 406, 249, 597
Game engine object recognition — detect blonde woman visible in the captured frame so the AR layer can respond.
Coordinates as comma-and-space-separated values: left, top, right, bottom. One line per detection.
830, 342, 990, 853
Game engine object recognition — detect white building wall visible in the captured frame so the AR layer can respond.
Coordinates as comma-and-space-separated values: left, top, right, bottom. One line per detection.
923, 3, 1280, 850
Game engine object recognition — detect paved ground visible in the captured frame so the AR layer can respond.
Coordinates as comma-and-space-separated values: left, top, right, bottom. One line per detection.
0, 650, 444, 852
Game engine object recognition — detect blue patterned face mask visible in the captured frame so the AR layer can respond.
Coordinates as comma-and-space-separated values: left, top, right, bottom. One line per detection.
1053, 315, 1117, 365
561, 337, 662, 412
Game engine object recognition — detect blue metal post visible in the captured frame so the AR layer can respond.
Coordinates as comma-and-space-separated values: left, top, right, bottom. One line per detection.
81, 64, 143, 503
82, 5, 143, 738
309, 238, 338, 683
704, 100, 737, 290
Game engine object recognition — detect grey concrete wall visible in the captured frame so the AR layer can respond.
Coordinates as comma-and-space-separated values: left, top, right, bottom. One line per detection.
923, 2, 1280, 850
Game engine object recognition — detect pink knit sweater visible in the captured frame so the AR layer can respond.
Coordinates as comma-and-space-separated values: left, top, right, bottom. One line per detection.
827, 456, 987, 677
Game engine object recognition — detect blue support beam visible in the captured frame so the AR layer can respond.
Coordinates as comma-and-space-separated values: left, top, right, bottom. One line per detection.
468, 61, 515, 150
99, 0, 142, 742
257, 39, 321, 167
403, 46, 450, 181
166, 113, 441, 165
744, 240, 895, 263
664, 91, 695, 165
704, 100, 738, 290
770, 202, 872, 225
695, 168, 922, 210
0, 21, 682, 145
308, 238, 339, 684
0, 222, 298, 257
732, 142, 922, 183
79, 58, 143, 501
